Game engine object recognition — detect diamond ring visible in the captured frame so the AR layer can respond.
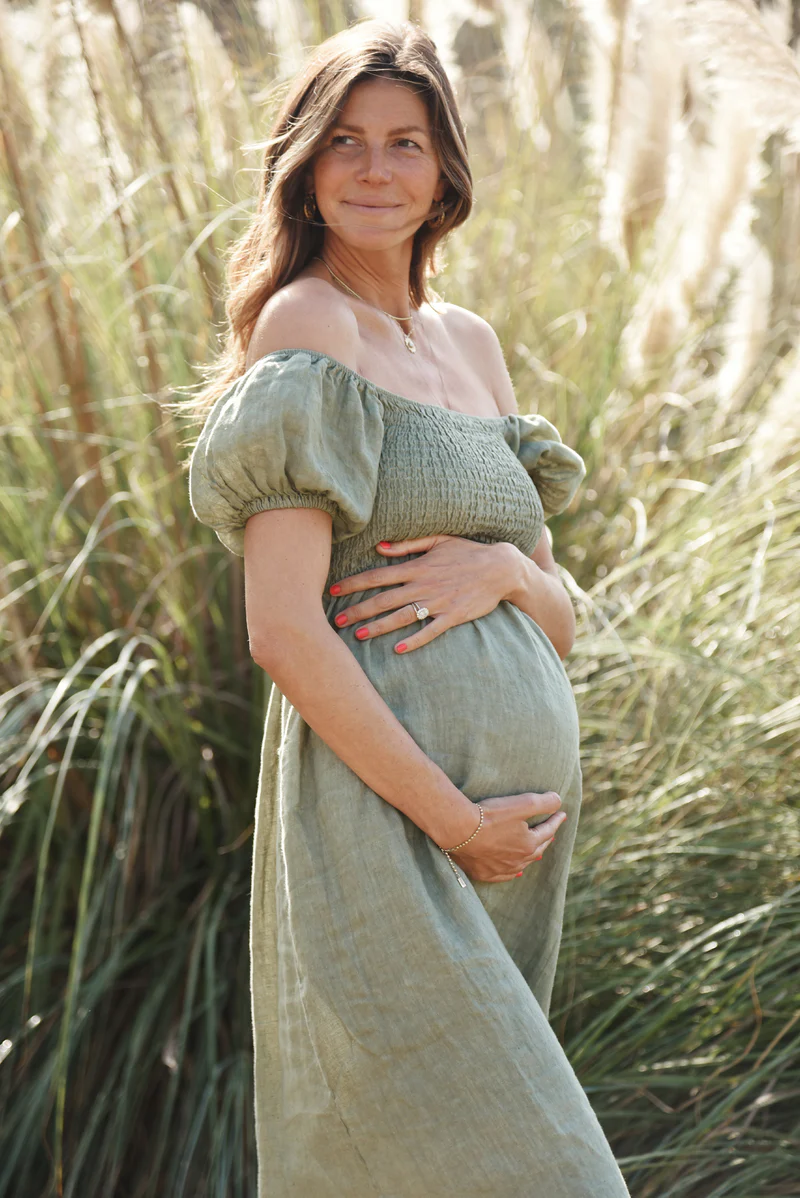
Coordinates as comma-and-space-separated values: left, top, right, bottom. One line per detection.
411, 601, 430, 621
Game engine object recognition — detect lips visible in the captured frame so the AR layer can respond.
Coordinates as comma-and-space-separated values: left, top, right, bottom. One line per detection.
344, 201, 399, 209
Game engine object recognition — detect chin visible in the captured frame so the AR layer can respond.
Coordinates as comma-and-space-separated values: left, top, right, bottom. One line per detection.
333, 227, 410, 249
328, 203, 413, 231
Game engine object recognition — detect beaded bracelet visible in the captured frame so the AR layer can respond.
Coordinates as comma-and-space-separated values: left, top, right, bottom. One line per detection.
440, 804, 484, 889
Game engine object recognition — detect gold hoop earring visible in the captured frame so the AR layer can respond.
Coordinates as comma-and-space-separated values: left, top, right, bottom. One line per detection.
428, 202, 447, 229
303, 193, 318, 221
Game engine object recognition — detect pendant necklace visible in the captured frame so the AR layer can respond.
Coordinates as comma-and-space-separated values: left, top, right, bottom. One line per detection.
313, 256, 452, 410
313, 256, 417, 353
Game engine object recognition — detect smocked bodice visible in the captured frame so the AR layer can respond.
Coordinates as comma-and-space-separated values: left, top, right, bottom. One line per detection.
188, 348, 587, 583
335, 393, 544, 580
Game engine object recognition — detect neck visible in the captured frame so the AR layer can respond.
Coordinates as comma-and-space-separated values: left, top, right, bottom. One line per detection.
318, 239, 415, 319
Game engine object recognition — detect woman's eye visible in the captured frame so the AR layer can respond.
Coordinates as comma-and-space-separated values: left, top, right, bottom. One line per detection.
330, 135, 421, 149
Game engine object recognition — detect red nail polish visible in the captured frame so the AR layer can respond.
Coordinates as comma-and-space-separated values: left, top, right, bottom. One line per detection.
378, 541, 392, 548
355, 627, 369, 640
334, 613, 348, 627
329, 584, 342, 595
396, 642, 407, 653
516, 872, 523, 877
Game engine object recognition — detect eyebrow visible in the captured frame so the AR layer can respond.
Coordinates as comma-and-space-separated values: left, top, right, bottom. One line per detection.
332, 123, 428, 136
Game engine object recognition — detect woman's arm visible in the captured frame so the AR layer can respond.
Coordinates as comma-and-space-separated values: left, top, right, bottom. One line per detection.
495, 530, 577, 660
473, 316, 577, 660
244, 505, 484, 849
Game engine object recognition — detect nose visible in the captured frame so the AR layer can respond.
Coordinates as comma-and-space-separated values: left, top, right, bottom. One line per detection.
357, 145, 392, 184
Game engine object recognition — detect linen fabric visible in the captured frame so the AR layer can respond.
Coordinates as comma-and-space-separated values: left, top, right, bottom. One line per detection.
189, 348, 630, 1197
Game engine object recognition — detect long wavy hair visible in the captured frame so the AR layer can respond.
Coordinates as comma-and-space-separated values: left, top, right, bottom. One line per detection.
180, 18, 473, 434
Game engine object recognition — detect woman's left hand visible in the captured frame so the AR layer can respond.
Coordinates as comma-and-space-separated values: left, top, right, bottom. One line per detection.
328, 535, 522, 653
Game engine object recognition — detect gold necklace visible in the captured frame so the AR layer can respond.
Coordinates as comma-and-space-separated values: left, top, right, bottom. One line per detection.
313, 256, 417, 353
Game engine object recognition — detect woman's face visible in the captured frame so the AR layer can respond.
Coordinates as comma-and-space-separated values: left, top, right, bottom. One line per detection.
309, 76, 447, 250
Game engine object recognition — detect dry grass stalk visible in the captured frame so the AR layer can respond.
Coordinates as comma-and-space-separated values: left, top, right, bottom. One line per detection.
67, 0, 177, 479
105, 0, 222, 325
0, 28, 105, 518
581, 0, 800, 439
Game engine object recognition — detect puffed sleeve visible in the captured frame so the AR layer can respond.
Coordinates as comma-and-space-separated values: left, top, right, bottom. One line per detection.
504, 412, 587, 518
188, 351, 385, 556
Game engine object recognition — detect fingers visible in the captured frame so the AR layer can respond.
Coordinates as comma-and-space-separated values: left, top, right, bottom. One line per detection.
328, 564, 409, 597
520, 789, 562, 819
333, 594, 451, 653
494, 790, 562, 827
337, 601, 425, 641
472, 839, 557, 884
328, 533, 448, 595
527, 812, 566, 852
522, 831, 557, 867
375, 536, 443, 555
391, 615, 450, 654
332, 587, 414, 626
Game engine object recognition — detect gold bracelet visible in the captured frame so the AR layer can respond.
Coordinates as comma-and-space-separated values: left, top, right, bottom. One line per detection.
442, 804, 484, 852
440, 804, 484, 889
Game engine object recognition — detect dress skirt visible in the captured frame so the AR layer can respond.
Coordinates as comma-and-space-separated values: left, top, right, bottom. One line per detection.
249, 593, 631, 1197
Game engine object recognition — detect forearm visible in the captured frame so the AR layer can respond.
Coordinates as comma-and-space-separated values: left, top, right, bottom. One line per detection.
253, 616, 479, 847
499, 543, 576, 659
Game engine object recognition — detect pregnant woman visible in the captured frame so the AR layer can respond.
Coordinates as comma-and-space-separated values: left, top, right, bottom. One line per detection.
188, 18, 630, 1197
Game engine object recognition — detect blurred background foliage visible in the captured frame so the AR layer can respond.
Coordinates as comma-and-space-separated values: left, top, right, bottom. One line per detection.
0, 0, 798, 1194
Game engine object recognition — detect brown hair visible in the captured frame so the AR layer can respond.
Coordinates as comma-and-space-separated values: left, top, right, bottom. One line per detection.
180, 18, 472, 431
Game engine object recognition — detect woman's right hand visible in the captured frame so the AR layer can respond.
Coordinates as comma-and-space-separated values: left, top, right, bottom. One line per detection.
446, 792, 567, 883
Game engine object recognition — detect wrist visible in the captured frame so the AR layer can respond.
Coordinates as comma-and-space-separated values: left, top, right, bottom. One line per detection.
423, 791, 483, 848
495, 540, 529, 605
441, 802, 484, 851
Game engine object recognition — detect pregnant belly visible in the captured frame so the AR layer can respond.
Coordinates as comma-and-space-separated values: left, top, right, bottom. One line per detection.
332, 598, 581, 806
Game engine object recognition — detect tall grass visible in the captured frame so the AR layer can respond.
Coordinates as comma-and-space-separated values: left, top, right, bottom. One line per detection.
1, 2, 798, 1195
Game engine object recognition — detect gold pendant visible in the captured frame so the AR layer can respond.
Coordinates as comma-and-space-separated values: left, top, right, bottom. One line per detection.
404, 333, 416, 352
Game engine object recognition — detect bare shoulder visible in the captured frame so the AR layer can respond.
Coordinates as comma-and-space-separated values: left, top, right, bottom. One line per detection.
245, 277, 360, 372
436, 301, 518, 416
438, 301, 495, 340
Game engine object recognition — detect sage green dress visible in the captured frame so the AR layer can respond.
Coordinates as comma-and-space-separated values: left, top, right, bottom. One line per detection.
189, 347, 630, 1197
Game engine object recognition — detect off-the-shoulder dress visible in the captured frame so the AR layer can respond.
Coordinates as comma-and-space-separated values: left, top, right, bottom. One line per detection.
189, 347, 630, 1198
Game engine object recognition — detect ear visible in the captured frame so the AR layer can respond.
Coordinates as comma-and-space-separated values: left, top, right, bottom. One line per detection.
434, 175, 448, 204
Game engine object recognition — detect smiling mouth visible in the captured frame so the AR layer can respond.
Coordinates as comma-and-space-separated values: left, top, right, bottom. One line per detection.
344, 201, 400, 209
